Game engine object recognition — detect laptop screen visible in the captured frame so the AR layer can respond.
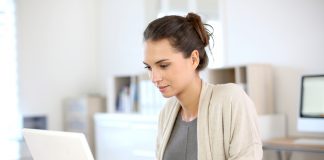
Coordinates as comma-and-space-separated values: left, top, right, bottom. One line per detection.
23, 129, 94, 160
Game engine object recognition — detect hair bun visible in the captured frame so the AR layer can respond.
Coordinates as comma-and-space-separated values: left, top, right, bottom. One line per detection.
186, 12, 209, 46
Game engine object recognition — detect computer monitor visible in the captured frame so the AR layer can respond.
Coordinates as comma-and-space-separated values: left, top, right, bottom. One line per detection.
297, 74, 324, 133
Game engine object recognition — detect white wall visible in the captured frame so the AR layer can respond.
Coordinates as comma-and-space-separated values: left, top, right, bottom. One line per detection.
16, 0, 100, 130
97, 0, 151, 112
15, 0, 158, 131
224, 0, 324, 159
98, 0, 150, 77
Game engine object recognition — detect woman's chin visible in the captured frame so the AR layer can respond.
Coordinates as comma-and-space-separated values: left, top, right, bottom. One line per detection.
161, 93, 174, 98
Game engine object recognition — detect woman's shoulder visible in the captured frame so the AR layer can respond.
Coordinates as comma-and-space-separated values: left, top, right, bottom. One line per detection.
206, 82, 247, 98
204, 82, 253, 109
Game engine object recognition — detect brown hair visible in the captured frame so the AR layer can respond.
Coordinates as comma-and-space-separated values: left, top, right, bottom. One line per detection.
143, 12, 213, 71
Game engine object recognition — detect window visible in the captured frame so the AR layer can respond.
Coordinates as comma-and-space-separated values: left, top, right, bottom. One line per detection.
0, 0, 21, 141
0, 0, 22, 158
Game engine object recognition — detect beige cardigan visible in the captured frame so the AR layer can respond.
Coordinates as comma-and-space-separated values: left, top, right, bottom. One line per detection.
156, 82, 263, 160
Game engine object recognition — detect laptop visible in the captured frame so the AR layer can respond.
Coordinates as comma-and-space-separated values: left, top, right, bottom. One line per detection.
22, 128, 94, 160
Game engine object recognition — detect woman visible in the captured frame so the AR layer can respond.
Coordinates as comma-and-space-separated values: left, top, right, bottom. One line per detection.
143, 12, 263, 160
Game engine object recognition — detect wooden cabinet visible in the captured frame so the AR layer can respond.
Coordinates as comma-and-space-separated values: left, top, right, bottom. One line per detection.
63, 95, 106, 154
206, 64, 273, 114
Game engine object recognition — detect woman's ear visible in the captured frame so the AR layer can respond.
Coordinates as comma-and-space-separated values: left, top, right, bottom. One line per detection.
191, 50, 200, 69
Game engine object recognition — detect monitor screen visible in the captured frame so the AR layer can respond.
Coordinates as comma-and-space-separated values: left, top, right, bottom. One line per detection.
300, 75, 324, 118
298, 74, 324, 133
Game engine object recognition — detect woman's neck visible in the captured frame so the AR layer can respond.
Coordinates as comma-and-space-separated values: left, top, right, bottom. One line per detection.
176, 75, 202, 122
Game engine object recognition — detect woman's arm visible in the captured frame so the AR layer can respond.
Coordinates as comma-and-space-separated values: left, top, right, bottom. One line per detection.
228, 88, 263, 160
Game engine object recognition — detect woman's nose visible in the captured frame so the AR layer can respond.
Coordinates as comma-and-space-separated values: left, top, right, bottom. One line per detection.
150, 69, 162, 84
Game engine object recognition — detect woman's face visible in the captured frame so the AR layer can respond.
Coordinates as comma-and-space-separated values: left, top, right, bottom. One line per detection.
143, 39, 198, 98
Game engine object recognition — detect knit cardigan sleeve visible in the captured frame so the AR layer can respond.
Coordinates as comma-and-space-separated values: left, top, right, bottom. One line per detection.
218, 84, 263, 160
156, 97, 180, 160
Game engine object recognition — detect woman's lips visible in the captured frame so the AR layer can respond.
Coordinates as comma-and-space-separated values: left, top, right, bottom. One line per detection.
158, 85, 169, 92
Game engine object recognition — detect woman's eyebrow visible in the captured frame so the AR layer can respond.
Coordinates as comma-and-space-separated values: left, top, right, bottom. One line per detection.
155, 59, 170, 64
143, 59, 170, 66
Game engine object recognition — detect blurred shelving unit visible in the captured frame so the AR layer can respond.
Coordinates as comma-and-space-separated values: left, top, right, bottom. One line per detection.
109, 73, 167, 115
63, 95, 106, 154
206, 64, 274, 114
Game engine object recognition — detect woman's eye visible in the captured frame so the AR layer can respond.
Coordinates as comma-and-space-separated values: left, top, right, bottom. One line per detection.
144, 66, 151, 71
160, 64, 169, 69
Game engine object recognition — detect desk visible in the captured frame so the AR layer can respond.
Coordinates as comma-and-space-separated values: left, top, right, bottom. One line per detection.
263, 137, 324, 160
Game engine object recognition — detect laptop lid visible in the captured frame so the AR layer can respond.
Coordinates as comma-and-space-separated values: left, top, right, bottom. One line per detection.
22, 128, 94, 160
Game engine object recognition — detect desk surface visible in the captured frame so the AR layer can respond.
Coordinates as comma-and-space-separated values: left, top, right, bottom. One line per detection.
263, 137, 324, 153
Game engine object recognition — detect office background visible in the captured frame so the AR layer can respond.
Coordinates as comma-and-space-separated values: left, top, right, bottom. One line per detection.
2, 0, 324, 159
